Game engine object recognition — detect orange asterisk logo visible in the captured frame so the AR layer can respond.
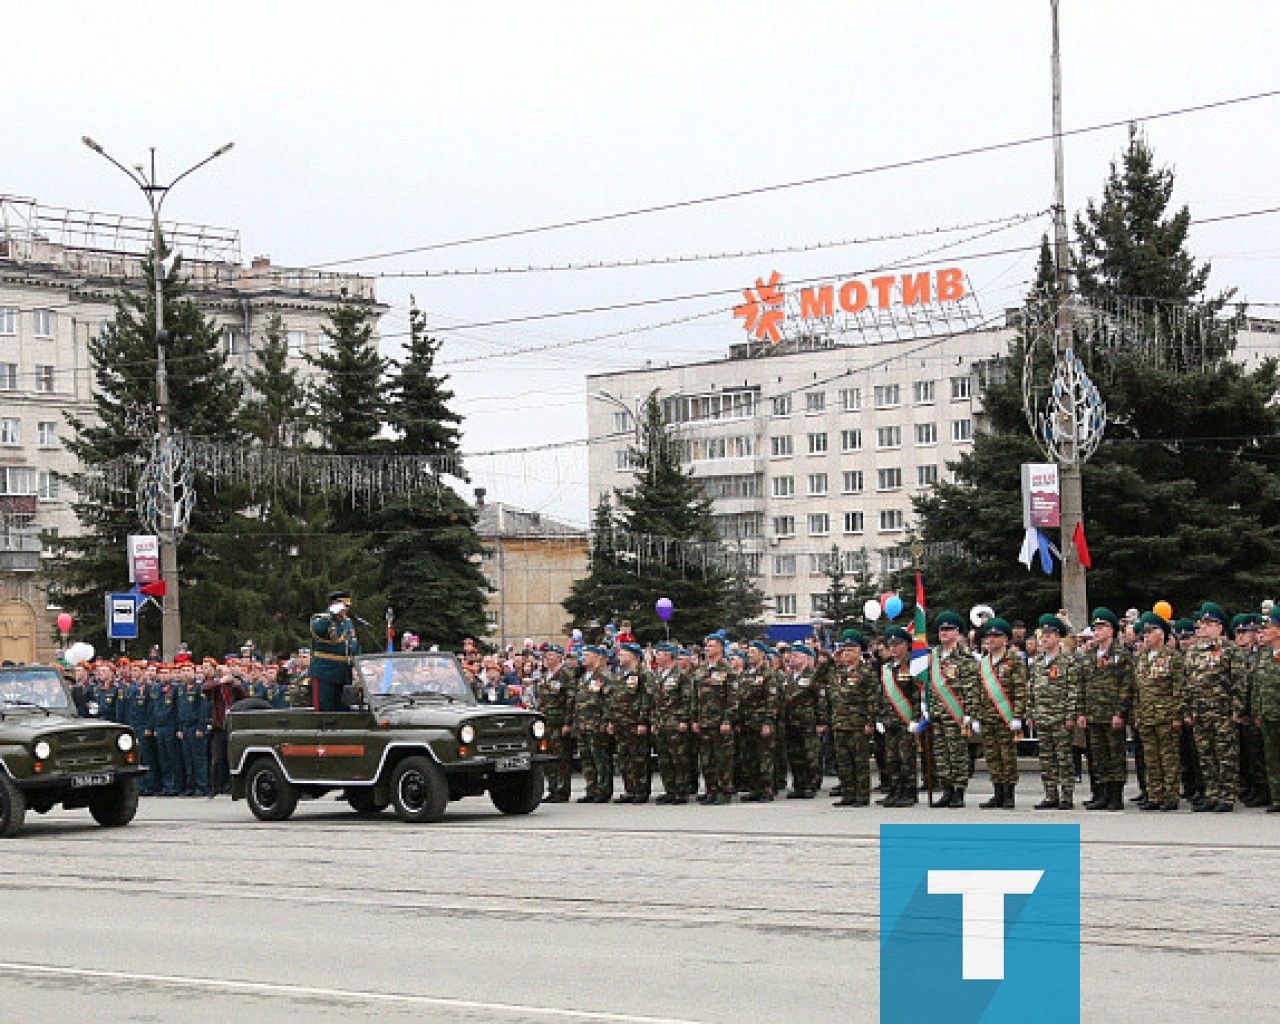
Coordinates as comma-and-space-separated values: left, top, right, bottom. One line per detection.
733, 271, 785, 343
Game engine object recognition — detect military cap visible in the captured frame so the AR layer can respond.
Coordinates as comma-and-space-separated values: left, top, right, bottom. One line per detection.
1174, 618, 1196, 635
840, 628, 861, 642
727, 648, 748, 662
654, 642, 680, 655
1037, 613, 1068, 636
840, 630, 869, 651
885, 625, 911, 643
326, 590, 352, 603
1090, 607, 1119, 628
1231, 612, 1253, 632
703, 631, 727, 646
619, 642, 644, 658
1270, 608, 1280, 625
1200, 602, 1229, 626
582, 644, 606, 656
790, 643, 815, 658
749, 640, 773, 655
982, 617, 1012, 638
1138, 611, 1171, 637
543, 643, 565, 655
934, 611, 964, 631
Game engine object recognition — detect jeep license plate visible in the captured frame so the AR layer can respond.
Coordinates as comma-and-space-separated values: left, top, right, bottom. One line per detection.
70, 772, 114, 789
495, 754, 531, 772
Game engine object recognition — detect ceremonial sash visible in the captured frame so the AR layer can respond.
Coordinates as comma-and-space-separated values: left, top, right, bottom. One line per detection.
979, 656, 1015, 726
929, 652, 966, 724
881, 664, 914, 725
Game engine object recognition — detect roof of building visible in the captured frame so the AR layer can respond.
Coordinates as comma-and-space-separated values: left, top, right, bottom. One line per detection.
475, 501, 586, 540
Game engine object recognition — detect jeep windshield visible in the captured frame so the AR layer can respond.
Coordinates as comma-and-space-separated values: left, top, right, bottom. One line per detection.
355, 654, 474, 703
0, 667, 73, 711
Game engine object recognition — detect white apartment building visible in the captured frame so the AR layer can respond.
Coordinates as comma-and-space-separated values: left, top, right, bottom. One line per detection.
0, 194, 384, 662
586, 315, 1280, 632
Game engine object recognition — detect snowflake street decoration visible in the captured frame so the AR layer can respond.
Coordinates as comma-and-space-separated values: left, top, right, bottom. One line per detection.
1022, 300, 1109, 466
136, 435, 197, 540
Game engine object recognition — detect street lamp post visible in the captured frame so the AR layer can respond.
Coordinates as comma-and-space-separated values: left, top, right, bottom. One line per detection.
81, 137, 234, 660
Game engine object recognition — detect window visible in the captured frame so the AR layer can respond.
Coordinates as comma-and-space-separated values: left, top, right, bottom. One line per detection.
775, 594, 798, 617
843, 511, 865, 534
874, 384, 901, 409
773, 554, 797, 577
913, 380, 935, 405
807, 432, 828, 455
717, 513, 763, 540
879, 509, 905, 532
661, 389, 757, 425
918, 464, 938, 487
615, 449, 635, 470
677, 435, 755, 462
0, 467, 37, 495
840, 429, 862, 452
612, 410, 634, 433
915, 422, 937, 446
770, 435, 793, 457
0, 364, 16, 390
839, 387, 861, 412
880, 549, 908, 574
772, 475, 795, 498
484, 609, 500, 628
810, 594, 829, 616
805, 391, 826, 413
807, 473, 828, 496
876, 425, 902, 449
807, 512, 830, 536
32, 309, 55, 338
0, 308, 16, 335
1, 418, 19, 445
287, 329, 306, 356
809, 551, 837, 575
951, 375, 972, 400
877, 467, 902, 491
771, 395, 792, 417
37, 421, 56, 447
318, 330, 334, 354
702, 474, 761, 498
772, 515, 795, 538
37, 470, 59, 501
223, 327, 247, 355
35, 365, 54, 393
952, 419, 973, 442
841, 470, 864, 494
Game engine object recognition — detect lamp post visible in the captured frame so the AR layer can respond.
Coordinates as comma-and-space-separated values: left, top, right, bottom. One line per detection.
81, 137, 234, 660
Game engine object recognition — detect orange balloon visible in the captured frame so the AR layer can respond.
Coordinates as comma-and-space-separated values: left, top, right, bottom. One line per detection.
1153, 601, 1173, 621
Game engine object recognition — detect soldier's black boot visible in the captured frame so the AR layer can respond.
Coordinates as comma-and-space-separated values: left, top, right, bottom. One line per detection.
1003, 786, 1015, 809
1035, 792, 1059, 810
1191, 793, 1214, 811
577, 793, 596, 803
949, 786, 966, 808
980, 784, 1003, 809
887, 786, 914, 808
1059, 794, 1074, 810
1267, 803, 1280, 813
1213, 799, 1234, 812
1083, 786, 1107, 810
931, 784, 953, 808
1106, 782, 1123, 811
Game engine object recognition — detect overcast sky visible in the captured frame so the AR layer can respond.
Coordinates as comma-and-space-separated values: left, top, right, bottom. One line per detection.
5, 1, 1278, 525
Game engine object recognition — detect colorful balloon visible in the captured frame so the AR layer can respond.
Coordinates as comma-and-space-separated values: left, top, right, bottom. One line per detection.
863, 599, 883, 622
655, 597, 674, 622
1153, 600, 1173, 621
56, 612, 73, 635
884, 595, 904, 619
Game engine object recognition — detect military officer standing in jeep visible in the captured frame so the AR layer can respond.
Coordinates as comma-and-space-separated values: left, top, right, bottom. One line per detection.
309, 590, 361, 712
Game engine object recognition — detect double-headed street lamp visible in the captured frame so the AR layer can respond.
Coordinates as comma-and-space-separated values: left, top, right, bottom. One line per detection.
81, 137, 234, 660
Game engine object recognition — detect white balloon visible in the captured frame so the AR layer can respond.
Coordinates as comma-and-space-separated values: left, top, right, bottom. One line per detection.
65, 641, 96, 666
863, 599, 883, 622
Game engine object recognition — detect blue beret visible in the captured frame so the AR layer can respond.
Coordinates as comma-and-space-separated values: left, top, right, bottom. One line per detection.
620, 642, 644, 658
704, 632, 727, 645
791, 643, 814, 658
654, 642, 680, 655
749, 640, 773, 655
582, 644, 606, 656
543, 643, 565, 655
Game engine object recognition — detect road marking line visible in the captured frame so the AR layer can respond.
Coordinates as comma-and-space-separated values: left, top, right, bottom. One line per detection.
0, 961, 703, 1024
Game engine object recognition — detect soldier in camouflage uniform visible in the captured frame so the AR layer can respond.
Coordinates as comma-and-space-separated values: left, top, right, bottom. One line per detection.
1080, 608, 1134, 812
813, 646, 838, 790
537, 644, 575, 802
771, 646, 790, 794
1028, 614, 1083, 810
878, 627, 920, 807
737, 641, 781, 801
677, 647, 701, 799
1185, 603, 1240, 812
829, 631, 876, 806
693, 635, 738, 804
1255, 608, 1280, 812
650, 643, 693, 803
608, 643, 654, 803
1173, 620, 1205, 801
572, 646, 615, 803
1232, 615, 1268, 806
779, 644, 823, 798
927, 611, 979, 809
1132, 612, 1186, 811
974, 618, 1027, 809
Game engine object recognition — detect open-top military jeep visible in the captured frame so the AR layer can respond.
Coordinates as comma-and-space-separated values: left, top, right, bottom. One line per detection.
228, 651, 552, 823
0, 664, 144, 837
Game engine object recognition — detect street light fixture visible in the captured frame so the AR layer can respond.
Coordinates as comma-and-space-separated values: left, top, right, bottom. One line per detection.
81, 137, 234, 660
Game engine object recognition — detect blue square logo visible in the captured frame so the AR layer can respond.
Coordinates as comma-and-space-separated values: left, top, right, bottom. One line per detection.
880, 824, 1080, 1024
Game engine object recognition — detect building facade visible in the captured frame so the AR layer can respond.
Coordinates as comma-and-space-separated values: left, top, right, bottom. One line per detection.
0, 194, 383, 661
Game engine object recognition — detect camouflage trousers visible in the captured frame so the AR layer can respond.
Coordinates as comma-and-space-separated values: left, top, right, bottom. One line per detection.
655, 726, 691, 798
1261, 720, 1280, 807
1194, 713, 1239, 803
699, 730, 734, 797
578, 731, 614, 799
543, 723, 572, 799
738, 726, 776, 797
785, 721, 821, 793
682, 733, 700, 797
930, 717, 969, 787
1180, 724, 1203, 797
616, 731, 652, 798
833, 728, 871, 801
1085, 722, 1127, 785
1036, 722, 1074, 800
773, 724, 789, 790
980, 721, 1019, 786
1137, 724, 1180, 804
883, 725, 916, 791
1240, 721, 1268, 798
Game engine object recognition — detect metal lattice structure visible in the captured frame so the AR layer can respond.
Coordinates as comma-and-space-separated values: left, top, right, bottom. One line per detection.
1022, 298, 1110, 466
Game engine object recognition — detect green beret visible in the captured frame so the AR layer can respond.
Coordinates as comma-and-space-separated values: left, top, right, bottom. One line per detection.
1174, 618, 1196, 635
1037, 613, 1067, 636
935, 611, 964, 631
1200, 602, 1228, 626
1090, 607, 1119, 628
885, 625, 911, 643
982, 617, 1012, 638
1138, 611, 1170, 637
1271, 608, 1280, 625
790, 643, 814, 658
839, 630, 868, 651
1231, 612, 1252, 631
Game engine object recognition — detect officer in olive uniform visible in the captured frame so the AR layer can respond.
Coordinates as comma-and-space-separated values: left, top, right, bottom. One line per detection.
1232, 615, 1268, 806
1174, 619, 1204, 800
1028, 614, 1083, 810
609, 643, 654, 803
738, 641, 781, 801
1080, 608, 1134, 812
1255, 607, 1280, 812
1186, 602, 1240, 812
829, 631, 876, 806
928, 612, 980, 808
1132, 612, 1186, 811
779, 644, 823, 799
878, 627, 921, 808
308, 590, 361, 712
693, 634, 738, 804
572, 646, 614, 803
974, 618, 1027, 809
537, 644, 575, 802
677, 647, 701, 798
651, 642, 694, 803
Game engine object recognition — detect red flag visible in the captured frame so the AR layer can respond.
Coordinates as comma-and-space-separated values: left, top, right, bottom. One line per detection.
1072, 521, 1092, 569
140, 581, 167, 597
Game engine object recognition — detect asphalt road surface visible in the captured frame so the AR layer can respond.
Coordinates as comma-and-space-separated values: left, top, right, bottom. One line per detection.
1, 774, 1278, 1023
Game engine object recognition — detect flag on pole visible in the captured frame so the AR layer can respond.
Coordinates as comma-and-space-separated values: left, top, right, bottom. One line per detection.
910, 572, 930, 683
1017, 527, 1038, 570
1037, 530, 1054, 574
1072, 521, 1093, 569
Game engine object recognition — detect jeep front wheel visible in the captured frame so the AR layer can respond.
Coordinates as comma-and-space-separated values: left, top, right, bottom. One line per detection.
390, 756, 448, 823
246, 757, 299, 822
490, 765, 545, 815
0, 774, 26, 838
89, 777, 140, 828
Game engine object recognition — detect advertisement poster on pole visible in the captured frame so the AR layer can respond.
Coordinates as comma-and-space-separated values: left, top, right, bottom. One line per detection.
127, 534, 160, 584
1021, 463, 1061, 529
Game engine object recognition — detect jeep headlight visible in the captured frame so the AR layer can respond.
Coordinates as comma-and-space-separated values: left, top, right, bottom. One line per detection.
459, 724, 476, 744
532, 720, 546, 739
33, 740, 51, 761
117, 733, 135, 752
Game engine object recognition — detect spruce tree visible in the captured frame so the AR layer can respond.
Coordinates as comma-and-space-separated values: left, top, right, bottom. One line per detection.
307, 291, 387, 453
